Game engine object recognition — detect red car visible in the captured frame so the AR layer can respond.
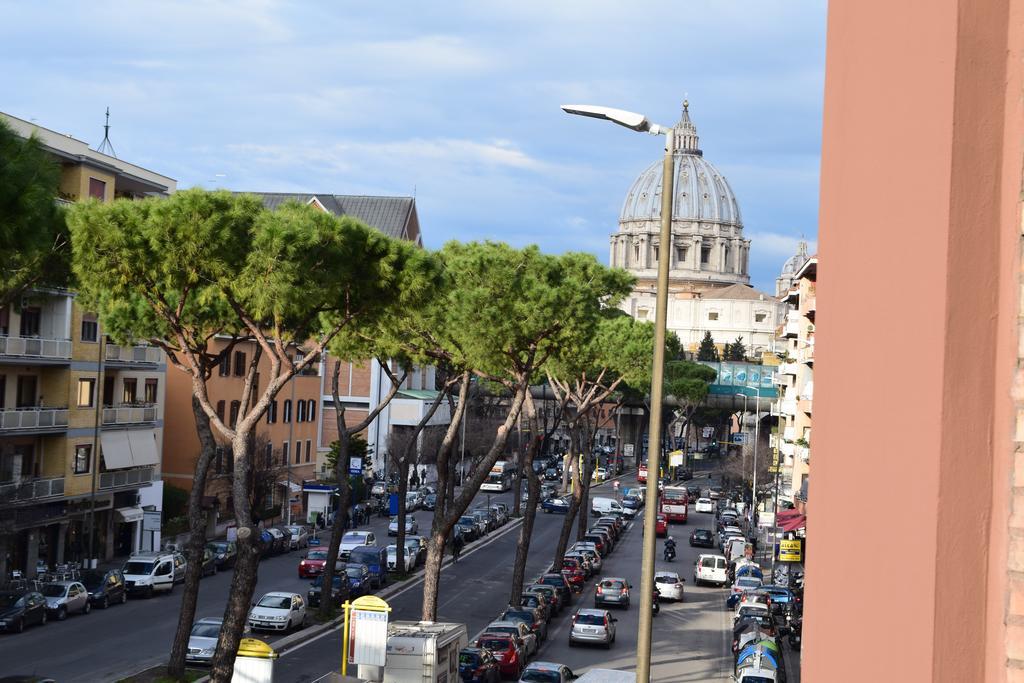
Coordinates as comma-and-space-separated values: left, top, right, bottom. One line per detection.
559, 558, 587, 590
298, 549, 331, 578
475, 632, 524, 679
656, 513, 668, 537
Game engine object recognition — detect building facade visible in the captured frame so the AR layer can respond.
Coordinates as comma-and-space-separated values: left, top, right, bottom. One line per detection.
611, 103, 788, 355
0, 113, 175, 578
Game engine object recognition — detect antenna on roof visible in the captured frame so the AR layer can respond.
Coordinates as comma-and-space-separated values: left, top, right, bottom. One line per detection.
96, 107, 117, 158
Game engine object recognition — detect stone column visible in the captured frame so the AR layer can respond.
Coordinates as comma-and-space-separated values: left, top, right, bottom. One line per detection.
25, 529, 39, 579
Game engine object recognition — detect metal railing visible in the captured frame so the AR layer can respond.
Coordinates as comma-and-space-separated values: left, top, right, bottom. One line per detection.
98, 466, 154, 490
0, 407, 69, 431
0, 476, 65, 503
102, 404, 157, 425
105, 343, 162, 364
0, 335, 72, 360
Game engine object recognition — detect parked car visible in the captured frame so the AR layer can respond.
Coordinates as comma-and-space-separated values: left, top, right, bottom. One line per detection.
458, 646, 502, 682
348, 545, 388, 589
454, 522, 475, 542
307, 563, 370, 607
582, 533, 608, 557
654, 571, 685, 601
259, 528, 284, 556
484, 620, 538, 659
622, 495, 642, 514
458, 516, 482, 541
471, 510, 493, 534
564, 552, 594, 578
206, 540, 237, 569
519, 591, 552, 623
123, 551, 186, 597
283, 525, 311, 550
339, 531, 376, 559
556, 558, 586, 590
422, 493, 438, 511
0, 590, 48, 633
405, 536, 427, 566
538, 573, 573, 607
386, 544, 418, 572
591, 467, 608, 483
370, 481, 387, 497
80, 568, 127, 609
569, 544, 602, 573
406, 491, 422, 511
694, 553, 729, 587
247, 591, 306, 632
388, 516, 419, 537
519, 662, 577, 682
690, 529, 716, 548
475, 632, 525, 680
568, 608, 617, 649
544, 467, 560, 481
542, 497, 570, 514
501, 606, 548, 642
489, 504, 508, 526
41, 581, 91, 619
525, 584, 563, 615
267, 527, 289, 553
199, 547, 218, 577
594, 577, 630, 609
540, 484, 559, 500
185, 617, 222, 664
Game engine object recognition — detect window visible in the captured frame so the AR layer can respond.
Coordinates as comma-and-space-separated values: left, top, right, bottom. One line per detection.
633, 244, 640, 263
708, 311, 719, 321
19, 307, 40, 337
229, 400, 240, 428
265, 442, 273, 468
77, 378, 95, 407
144, 378, 158, 403
216, 400, 226, 423
282, 441, 290, 465
307, 399, 316, 422
88, 177, 106, 200
73, 445, 91, 474
283, 400, 292, 423
122, 378, 137, 403
0, 305, 8, 335
233, 351, 246, 377
297, 400, 306, 423
294, 440, 302, 465
103, 376, 114, 405
305, 439, 312, 463
652, 246, 659, 263
0, 375, 4, 409
218, 353, 231, 377
80, 314, 98, 343
754, 312, 767, 323
700, 244, 711, 265
267, 400, 277, 424
676, 246, 689, 264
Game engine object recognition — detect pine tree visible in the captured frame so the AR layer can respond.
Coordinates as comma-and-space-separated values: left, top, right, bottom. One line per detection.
728, 336, 747, 361
697, 330, 720, 361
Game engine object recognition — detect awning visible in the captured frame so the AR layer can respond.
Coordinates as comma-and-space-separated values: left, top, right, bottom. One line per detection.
116, 506, 144, 523
100, 430, 134, 469
777, 510, 807, 532
127, 429, 159, 466
277, 481, 302, 493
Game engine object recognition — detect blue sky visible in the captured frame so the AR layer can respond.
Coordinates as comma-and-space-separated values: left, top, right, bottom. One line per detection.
2, 1, 826, 291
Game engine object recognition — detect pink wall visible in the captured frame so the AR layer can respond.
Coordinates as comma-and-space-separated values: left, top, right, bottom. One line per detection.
805, 0, 1022, 680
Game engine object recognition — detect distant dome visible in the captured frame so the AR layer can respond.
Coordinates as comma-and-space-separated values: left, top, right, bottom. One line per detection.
619, 102, 741, 227
780, 241, 810, 276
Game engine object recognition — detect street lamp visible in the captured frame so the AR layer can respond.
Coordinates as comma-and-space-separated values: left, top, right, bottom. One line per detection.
561, 102, 673, 683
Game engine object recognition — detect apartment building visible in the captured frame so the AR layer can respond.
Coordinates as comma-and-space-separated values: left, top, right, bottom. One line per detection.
0, 113, 175, 579
773, 254, 815, 511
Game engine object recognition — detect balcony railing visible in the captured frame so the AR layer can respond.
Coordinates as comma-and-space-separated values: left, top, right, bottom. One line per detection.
0, 407, 69, 432
102, 404, 157, 425
780, 400, 798, 416
797, 445, 810, 463
99, 466, 154, 490
778, 362, 799, 376
0, 335, 72, 361
0, 476, 65, 504
105, 343, 162, 365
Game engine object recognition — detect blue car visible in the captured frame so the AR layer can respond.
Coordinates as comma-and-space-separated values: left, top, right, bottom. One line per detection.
542, 497, 570, 514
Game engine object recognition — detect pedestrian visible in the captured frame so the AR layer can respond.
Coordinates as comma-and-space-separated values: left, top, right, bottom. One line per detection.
451, 533, 464, 563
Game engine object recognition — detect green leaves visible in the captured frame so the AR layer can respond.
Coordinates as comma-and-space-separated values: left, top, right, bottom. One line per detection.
663, 360, 717, 407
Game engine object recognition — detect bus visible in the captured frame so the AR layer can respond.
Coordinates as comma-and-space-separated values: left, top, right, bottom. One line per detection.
481, 460, 516, 492
660, 485, 689, 523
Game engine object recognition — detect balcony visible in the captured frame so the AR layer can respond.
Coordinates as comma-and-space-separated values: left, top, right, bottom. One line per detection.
102, 404, 157, 425
797, 445, 810, 463
99, 466, 154, 491
783, 311, 801, 338
778, 361, 799, 376
0, 407, 69, 433
0, 335, 72, 363
780, 400, 798, 417
105, 343, 162, 366
0, 476, 65, 504
780, 441, 795, 457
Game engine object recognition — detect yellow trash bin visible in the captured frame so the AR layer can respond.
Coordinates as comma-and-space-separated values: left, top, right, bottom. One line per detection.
232, 638, 278, 683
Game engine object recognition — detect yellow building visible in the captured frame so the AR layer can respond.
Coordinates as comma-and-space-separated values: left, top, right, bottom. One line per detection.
0, 113, 175, 578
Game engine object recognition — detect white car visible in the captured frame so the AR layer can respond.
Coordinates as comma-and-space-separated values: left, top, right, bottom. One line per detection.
339, 531, 376, 559
694, 498, 715, 514
283, 525, 310, 550
694, 553, 729, 587
405, 491, 422, 511
388, 516, 419, 536
386, 544, 418, 571
654, 571, 685, 602
247, 591, 306, 632
186, 617, 222, 664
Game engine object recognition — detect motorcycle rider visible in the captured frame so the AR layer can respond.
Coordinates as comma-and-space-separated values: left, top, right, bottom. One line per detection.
664, 536, 677, 561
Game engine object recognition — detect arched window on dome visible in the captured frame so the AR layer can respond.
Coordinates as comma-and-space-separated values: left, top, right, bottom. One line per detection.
633, 243, 640, 265
724, 246, 731, 271
653, 246, 659, 264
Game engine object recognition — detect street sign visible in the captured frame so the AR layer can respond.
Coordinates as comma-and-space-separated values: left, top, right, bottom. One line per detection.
142, 510, 161, 532
344, 595, 391, 672
349, 456, 363, 476
778, 539, 803, 562
623, 444, 634, 457
732, 433, 746, 445
768, 466, 781, 474
702, 426, 715, 438
669, 451, 685, 467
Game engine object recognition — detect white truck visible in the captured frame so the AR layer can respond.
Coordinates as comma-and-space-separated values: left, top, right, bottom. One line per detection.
383, 621, 467, 683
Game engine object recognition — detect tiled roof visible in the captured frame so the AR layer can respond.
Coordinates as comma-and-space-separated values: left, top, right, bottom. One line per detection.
697, 283, 776, 301
241, 192, 415, 239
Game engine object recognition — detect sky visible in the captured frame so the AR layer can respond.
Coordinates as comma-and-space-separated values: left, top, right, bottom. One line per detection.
1, 1, 826, 291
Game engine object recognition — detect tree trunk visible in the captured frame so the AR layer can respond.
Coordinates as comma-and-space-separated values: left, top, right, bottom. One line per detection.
422, 377, 527, 621
577, 419, 598, 542
508, 393, 542, 606
395, 458, 410, 573
552, 422, 582, 571
167, 397, 218, 680
209, 432, 259, 683
320, 363, 353, 620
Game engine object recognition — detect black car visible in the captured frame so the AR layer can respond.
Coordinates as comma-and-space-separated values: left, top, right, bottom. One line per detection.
458, 646, 501, 682
80, 569, 127, 608
307, 574, 349, 608
457, 516, 480, 541
537, 573, 573, 607
0, 590, 48, 633
544, 467, 560, 481
207, 540, 237, 569
689, 528, 716, 548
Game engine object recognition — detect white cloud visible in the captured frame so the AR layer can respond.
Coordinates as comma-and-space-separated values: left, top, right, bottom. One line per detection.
747, 231, 817, 261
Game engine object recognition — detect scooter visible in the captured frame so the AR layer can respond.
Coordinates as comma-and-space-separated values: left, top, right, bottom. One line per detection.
663, 543, 676, 562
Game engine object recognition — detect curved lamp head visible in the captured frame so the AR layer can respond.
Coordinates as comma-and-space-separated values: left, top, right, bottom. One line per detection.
560, 104, 666, 135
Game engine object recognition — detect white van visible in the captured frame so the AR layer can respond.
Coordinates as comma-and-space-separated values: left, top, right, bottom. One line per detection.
694, 553, 728, 587
591, 497, 625, 517
725, 537, 749, 562
123, 552, 186, 598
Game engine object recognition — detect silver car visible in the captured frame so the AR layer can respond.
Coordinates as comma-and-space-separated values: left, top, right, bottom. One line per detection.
186, 617, 222, 664
284, 525, 310, 550
41, 581, 91, 620
568, 608, 617, 648
594, 577, 631, 609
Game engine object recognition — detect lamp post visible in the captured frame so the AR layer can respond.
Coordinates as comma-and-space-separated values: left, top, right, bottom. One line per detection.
561, 102, 672, 682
